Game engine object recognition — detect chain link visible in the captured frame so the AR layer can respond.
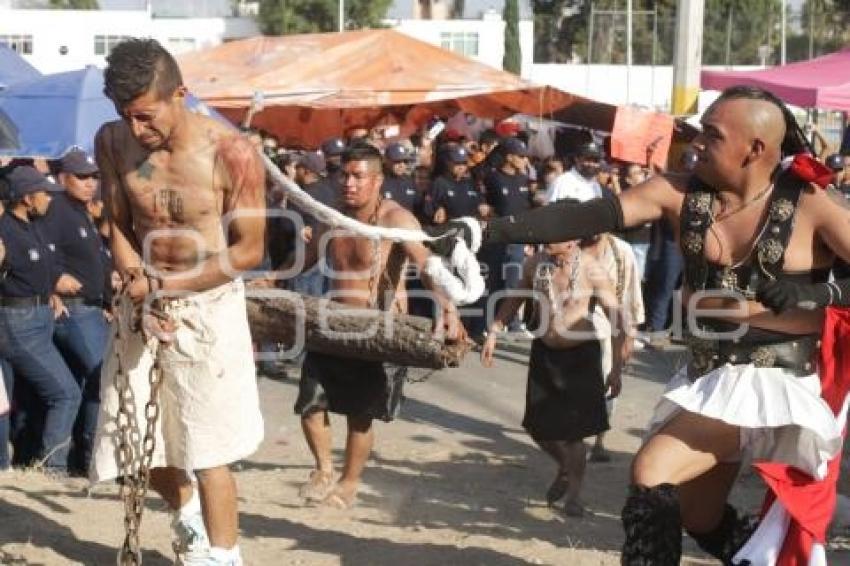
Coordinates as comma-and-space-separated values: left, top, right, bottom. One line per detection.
114, 297, 164, 566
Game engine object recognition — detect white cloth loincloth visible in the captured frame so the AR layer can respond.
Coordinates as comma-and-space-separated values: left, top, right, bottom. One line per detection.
90, 279, 264, 482
646, 363, 846, 480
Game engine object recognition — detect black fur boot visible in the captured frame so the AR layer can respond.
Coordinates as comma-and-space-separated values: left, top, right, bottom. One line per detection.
621, 483, 682, 566
686, 504, 759, 565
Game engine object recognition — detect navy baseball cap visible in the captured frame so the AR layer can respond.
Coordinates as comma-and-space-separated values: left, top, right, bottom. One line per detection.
446, 146, 469, 164
321, 137, 347, 157
6, 166, 63, 200
385, 142, 412, 162
577, 141, 603, 159
296, 151, 326, 175
60, 149, 99, 176
501, 137, 528, 157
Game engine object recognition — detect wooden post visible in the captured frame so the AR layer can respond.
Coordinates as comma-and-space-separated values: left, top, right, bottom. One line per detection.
670, 0, 705, 116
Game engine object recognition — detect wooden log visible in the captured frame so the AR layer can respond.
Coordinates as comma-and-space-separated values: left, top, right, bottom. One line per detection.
245, 291, 469, 369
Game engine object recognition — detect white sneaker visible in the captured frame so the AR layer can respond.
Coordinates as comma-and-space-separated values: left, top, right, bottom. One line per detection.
179, 547, 243, 566
172, 510, 210, 565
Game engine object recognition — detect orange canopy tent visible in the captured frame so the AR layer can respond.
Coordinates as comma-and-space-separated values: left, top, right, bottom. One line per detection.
178, 29, 604, 148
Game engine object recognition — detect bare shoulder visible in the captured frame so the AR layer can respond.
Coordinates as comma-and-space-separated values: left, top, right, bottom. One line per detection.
523, 251, 547, 275
380, 199, 420, 230
211, 127, 265, 202
800, 182, 850, 211
94, 120, 129, 163
619, 171, 686, 225
213, 129, 260, 168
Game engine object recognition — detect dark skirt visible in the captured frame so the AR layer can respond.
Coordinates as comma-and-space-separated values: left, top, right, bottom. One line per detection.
294, 351, 407, 422
522, 339, 609, 442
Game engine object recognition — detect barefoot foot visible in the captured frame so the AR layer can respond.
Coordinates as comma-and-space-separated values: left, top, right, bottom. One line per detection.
321, 483, 358, 509
299, 470, 334, 502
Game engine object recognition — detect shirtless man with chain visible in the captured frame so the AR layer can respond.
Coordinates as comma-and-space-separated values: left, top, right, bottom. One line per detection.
481, 230, 628, 517
90, 39, 265, 566
290, 143, 464, 509
430, 86, 850, 563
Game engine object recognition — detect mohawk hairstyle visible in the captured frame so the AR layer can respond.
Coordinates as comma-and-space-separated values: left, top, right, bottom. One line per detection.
342, 141, 383, 172
103, 38, 183, 107
711, 85, 813, 158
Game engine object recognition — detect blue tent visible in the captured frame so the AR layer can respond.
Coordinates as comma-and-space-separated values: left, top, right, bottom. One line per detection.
0, 66, 118, 159
0, 45, 41, 90
0, 64, 232, 159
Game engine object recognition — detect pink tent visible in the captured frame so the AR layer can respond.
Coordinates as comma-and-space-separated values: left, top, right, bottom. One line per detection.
701, 49, 850, 111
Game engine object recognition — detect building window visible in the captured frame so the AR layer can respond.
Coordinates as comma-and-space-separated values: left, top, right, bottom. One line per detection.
440, 32, 478, 57
0, 34, 33, 55
94, 35, 131, 56
166, 37, 197, 54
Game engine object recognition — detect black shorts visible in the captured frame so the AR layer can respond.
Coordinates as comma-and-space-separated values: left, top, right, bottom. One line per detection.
294, 351, 407, 422
522, 339, 609, 442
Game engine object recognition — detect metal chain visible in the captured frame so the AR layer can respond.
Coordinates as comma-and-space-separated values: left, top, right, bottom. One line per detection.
365, 196, 383, 310
114, 297, 165, 566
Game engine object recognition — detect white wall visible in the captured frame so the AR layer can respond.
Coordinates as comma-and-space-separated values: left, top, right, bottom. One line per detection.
0, 7, 258, 73
389, 16, 534, 78
529, 63, 764, 113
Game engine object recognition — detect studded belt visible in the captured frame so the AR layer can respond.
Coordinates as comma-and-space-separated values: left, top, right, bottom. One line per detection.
685, 332, 820, 379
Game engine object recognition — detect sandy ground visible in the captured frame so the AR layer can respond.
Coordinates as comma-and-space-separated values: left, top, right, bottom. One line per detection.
1, 341, 849, 565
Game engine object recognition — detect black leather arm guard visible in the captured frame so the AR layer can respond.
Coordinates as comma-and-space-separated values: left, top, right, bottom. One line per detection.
485, 196, 626, 245
756, 278, 850, 313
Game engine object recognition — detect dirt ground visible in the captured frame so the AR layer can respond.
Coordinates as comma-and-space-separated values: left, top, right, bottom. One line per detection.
1, 343, 849, 565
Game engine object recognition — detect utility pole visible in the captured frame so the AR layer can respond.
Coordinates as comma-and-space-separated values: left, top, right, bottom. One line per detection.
339, 0, 344, 32
587, 2, 595, 65
780, 0, 786, 65
724, 6, 733, 67
808, 2, 814, 59
626, 0, 633, 104
671, 0, 705, 115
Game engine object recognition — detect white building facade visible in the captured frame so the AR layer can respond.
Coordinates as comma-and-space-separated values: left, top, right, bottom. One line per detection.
385, 0, 534, 78
2, 0, 532, 78
529, 64, 766, 113
0, 0, 259, 74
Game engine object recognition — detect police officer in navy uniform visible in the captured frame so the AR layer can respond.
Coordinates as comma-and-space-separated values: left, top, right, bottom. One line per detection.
429, 145, 489, 223
427, 146, 493, 337
285, 151, 335, 297
42, 149, 110, 475
483, 137, 534, 332
381, 142, 419, 213
321, 137, 347, 188
0, 166, 80, 474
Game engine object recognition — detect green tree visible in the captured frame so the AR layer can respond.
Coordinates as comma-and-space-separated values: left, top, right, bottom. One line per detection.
257, 0, 392, 35
786, 0, 850, 62
533, 0, 676, 65
49, 0, 98, 8
503, 0, 522, 73
702, 0, 784, 65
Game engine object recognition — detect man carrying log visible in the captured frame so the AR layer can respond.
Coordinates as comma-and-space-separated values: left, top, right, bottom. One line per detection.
289, 143, 465, 509
91, 39, 265, 566
429, 86, 850, 564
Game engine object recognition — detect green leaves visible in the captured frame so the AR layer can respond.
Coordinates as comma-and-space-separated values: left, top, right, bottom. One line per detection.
504, 0, 522, 73
257, 0, 392, 35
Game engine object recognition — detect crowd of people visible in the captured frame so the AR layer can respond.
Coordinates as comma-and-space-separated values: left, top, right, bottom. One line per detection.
1, 36, 850, 566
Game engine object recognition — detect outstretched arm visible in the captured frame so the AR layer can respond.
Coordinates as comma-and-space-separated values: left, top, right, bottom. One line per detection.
427, 175, 679, 254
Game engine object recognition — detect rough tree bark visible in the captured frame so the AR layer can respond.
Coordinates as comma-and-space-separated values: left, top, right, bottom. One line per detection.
246, 291, 469, 369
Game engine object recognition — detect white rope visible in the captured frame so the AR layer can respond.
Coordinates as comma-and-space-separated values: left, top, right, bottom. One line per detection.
261, 153, 485, 305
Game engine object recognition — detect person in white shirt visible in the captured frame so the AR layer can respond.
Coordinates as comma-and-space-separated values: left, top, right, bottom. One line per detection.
544, 142, 604, 204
